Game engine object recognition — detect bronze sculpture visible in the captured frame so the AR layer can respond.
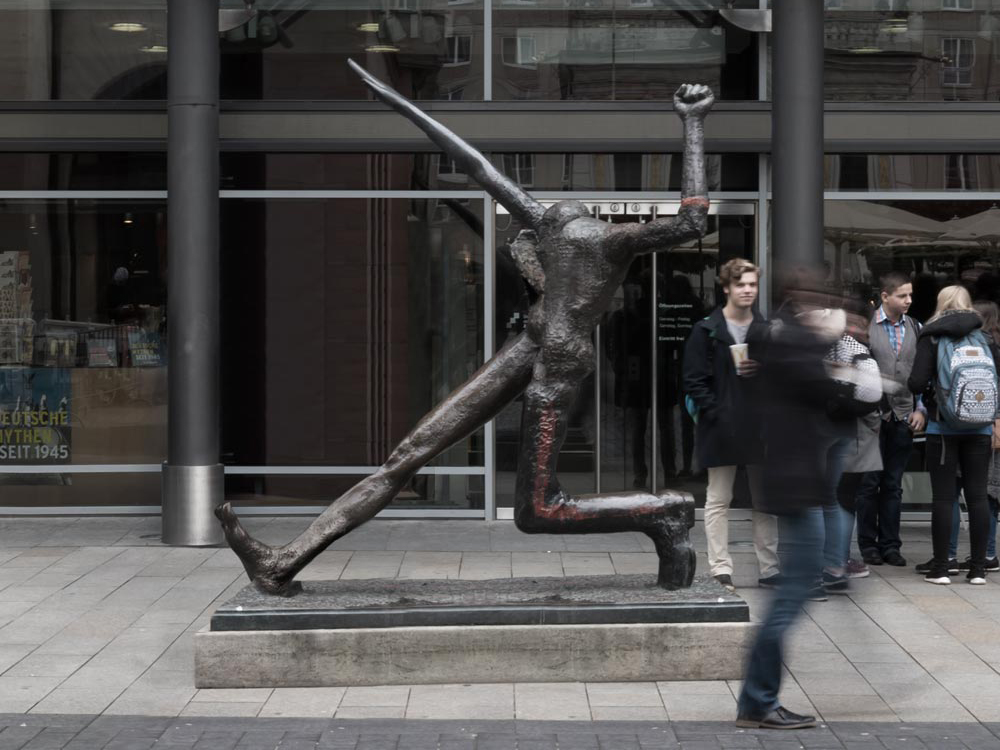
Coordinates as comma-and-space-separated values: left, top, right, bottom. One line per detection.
216, 61, 715, 596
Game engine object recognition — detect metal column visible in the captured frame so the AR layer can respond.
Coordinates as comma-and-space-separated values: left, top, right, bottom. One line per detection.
772, 0, 824, 271
162, 0, 224, 545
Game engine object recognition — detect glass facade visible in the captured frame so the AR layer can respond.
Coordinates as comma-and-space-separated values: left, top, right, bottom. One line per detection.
0, 5, 998, 517
219, 197, 485, 472
821, 1, 1000, 101
0, 199, 167, 505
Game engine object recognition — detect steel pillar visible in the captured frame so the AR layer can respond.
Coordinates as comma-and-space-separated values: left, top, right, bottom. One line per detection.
772, 0, 825, 271
162, 0, 223, 545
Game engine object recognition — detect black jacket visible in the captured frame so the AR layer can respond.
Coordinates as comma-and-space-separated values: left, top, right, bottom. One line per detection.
757, 309, 845, 515
682, 306, 768, 468
907, 309, 1000, 424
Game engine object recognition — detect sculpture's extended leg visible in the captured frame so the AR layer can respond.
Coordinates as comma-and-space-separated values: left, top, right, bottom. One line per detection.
217, 332, 540, 595
512, 337, 695, 589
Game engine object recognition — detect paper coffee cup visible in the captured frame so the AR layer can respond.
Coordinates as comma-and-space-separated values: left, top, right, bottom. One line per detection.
730, 344, 749, 371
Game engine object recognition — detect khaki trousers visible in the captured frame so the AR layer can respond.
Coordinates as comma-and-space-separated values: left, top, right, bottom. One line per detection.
704, 464, 780, 578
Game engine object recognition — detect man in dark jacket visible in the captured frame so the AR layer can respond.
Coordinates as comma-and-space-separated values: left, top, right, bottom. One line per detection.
683, 258, 779, 591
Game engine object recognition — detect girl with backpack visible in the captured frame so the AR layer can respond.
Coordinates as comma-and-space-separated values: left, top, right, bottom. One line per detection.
908, 286, 1000, 585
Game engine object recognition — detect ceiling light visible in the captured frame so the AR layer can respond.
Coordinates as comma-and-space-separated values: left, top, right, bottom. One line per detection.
123, 212, 134, 225
357, 22, 380, 32
849, 47, 882, 54
365, 44, 399, 53
110, 22, 147, 32
140, 45, 168, 53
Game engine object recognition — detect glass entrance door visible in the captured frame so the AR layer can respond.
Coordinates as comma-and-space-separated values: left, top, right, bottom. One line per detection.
494, 200, 757, 514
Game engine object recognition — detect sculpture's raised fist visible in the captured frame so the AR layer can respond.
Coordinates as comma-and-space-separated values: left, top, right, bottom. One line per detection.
673, 84, 715, 120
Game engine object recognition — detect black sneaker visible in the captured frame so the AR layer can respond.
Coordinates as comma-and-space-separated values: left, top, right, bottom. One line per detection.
822, 570, 850, 594
807, 585, 828, 602
758, 574, 782, 589
967, 568, 987, 585
916, 558, 959, 575
714, 573, 736, 592
736, 706, 818, 730
862, 551, 883, 566
959, 556, 1000, 572
882, 550, 907, 566
924, 569, 951, 585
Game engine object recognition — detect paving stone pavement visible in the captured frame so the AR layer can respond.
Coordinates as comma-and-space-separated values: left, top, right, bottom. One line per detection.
2, 517, 1000, 746
2, 715, 1000, 749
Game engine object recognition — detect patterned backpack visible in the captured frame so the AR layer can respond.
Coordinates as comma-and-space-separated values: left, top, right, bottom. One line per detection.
935, 331, 998, 428
826, 334, 882, 414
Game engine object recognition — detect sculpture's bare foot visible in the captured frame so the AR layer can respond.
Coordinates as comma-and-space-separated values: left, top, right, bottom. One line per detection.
645, 492, 696, 590
214, 502, 303, 597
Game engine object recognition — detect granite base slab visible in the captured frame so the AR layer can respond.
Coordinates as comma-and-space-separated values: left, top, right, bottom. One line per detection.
195, 575, 755, 687
210, 574, 748, 631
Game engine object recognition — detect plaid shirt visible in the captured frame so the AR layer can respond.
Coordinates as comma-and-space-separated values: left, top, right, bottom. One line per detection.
874, 305, 907, 356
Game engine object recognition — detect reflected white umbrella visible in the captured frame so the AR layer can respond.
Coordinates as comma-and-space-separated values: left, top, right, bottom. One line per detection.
824, 202, 947, 285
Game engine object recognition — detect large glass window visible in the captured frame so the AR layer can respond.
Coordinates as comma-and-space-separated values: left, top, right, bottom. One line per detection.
220, 198, 485, 477
492, 0, 759, 101
823, 155, 1000, 192
0, 200, 168, 473
489, 153, 759, 191
221, 153, 472, 190
819, 4, 1000, 101
0, 4, 167, 100
219, 0, 485, 100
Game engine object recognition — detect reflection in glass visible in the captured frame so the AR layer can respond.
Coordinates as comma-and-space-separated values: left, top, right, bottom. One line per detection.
0, 201, 167, 468
822, 200, 1000, 323
0, 473, 161, 508
0, 7, 168, 99
819, 7, 1000, 101
224, 474, 484, 510
221, 153, 473, 191
220, 0, 484, 99
489, 153, 758, 191
221, 198, 485, 471
492, 1, 758, 100
823, 155, 1000, 192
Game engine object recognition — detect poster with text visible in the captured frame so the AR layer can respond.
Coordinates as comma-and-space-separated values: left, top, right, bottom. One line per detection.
0, 368, 71, 464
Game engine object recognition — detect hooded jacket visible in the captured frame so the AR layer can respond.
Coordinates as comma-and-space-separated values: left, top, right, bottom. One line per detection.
907, 309, 1000, 433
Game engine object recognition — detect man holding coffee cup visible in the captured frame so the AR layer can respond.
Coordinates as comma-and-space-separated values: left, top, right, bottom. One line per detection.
683, 258, 779, 591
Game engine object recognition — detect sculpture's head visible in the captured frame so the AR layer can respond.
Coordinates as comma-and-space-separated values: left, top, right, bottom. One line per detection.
538, 200, 591, 239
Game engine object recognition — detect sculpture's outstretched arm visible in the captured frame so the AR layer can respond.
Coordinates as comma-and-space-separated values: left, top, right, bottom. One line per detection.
348, 59, 546, 230
610, 84, 715, 258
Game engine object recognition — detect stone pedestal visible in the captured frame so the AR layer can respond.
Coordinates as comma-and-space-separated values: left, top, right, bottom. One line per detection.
194, 575, 755, 688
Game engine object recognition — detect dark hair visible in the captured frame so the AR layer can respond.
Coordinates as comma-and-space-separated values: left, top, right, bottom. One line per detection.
974, 300, 1000, 347
879, 271, 911, 295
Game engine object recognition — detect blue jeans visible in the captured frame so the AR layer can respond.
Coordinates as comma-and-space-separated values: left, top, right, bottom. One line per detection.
738, 507, 824, 719
857, 417, 913, 556
824, 436, 853, 570
949, 496, 999, 560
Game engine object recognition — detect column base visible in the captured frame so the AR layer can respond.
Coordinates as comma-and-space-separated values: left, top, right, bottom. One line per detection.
161, 462, 225, 546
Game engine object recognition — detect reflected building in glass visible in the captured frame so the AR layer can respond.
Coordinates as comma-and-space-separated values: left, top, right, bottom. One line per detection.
0, 0, 998, 520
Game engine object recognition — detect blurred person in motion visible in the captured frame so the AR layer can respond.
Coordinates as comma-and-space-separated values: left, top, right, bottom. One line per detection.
736, 269, 843, 730
683, 258, 779, 593
907, 286, 999, 586
857, 272, 926, 568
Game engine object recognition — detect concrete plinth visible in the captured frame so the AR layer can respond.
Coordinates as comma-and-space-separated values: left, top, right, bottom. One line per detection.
195, 620, 755, 688
194, 574, 754, 688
